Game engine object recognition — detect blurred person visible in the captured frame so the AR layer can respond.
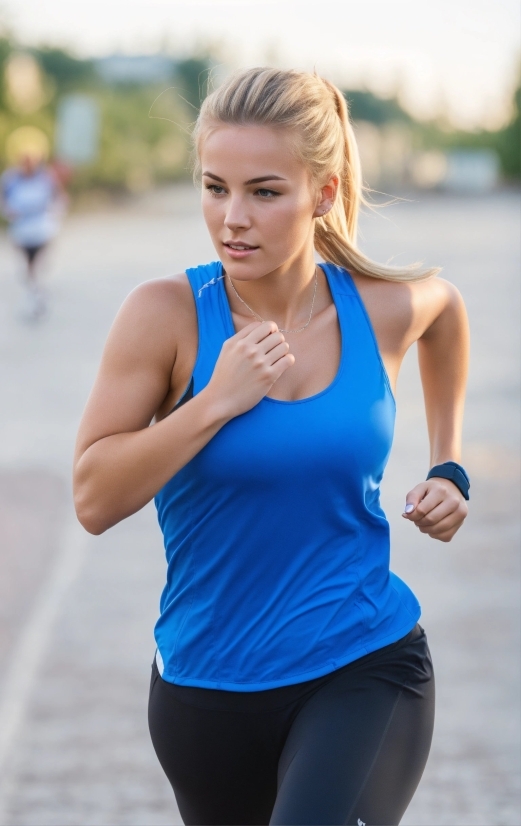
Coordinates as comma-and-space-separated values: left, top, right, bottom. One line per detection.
1, 127, 66, 321
74, 68, 470, 825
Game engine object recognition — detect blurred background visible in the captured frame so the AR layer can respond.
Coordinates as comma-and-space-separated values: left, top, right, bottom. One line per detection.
0, 1, 519, 824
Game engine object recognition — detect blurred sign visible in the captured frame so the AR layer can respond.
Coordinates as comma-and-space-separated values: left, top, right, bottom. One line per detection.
95, 54, 174, 85
444, 150, 500, 193
55, 95, 100, 166
409, 148, 500, 192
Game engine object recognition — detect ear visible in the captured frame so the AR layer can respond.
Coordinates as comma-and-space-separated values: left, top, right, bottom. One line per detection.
313, 175, 339, 218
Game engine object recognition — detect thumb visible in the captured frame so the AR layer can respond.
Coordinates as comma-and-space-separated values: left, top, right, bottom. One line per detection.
402, 482, 429, 518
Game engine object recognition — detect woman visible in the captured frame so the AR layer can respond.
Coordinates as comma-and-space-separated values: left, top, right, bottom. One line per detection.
1, 128, 64, 320
74, 68, 470, 825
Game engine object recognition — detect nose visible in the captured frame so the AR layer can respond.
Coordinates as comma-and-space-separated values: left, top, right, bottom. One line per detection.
224, 196, 251, 232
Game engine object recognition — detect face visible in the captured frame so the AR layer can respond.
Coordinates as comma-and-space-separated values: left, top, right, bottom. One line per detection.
200, 124, 330, 282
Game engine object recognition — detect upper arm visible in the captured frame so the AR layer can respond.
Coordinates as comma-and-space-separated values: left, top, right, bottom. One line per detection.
417, 278, 470, 383
74, 275, 190, 464
352, 273, 469, 396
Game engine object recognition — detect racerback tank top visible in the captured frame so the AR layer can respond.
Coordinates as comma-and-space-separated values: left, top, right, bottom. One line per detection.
154, 261, 420, 691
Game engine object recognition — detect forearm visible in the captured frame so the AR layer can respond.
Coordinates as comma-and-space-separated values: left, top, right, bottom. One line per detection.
74, 387, 230, 534
419, 347, 467, 466
425, 401, 464, 466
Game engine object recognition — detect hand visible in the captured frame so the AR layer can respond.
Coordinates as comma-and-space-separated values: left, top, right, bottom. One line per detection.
206, 320, 295, 420
402, 477, 468, 542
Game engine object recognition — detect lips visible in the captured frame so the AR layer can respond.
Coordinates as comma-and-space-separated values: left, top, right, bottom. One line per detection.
224, 241, 259, 251
223, 241, 259, 259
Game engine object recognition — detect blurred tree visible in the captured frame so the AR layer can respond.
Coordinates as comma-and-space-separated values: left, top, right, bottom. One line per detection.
34, 47, 96, 91
175, 57, 211, 111
344, 90, 412, 124
495, 73, 520, 178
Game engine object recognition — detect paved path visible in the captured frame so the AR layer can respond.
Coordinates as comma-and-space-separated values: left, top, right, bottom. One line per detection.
0, 186, 519, 825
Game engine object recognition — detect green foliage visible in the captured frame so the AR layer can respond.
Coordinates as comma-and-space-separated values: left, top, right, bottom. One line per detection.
344, 90, 412, 125
495, 80, 520, 178
343, 80, 520, 180
34, 47, 97, 91
0, 39, 200, 189
67, 86, 191, 191
175, 57, 212, 111
0, 29, 517, 188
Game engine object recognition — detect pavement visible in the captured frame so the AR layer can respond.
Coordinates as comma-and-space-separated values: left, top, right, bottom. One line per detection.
0, 185, 519, 825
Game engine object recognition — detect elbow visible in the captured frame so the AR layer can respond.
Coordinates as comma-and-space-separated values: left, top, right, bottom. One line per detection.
74, 501, 109, 535
73, 484, 112, 536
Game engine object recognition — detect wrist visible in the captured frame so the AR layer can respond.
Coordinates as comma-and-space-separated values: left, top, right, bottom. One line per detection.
198, 385, 234, 429
427, 461, 470, 500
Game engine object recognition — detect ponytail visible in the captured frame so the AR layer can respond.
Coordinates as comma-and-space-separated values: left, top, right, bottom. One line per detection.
195, 68, 439, 282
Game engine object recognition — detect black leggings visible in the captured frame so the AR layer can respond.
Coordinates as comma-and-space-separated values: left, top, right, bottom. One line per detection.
148, 624, 434, 825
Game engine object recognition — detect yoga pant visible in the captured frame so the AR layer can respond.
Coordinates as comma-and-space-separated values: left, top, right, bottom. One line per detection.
148, 624, 434, 825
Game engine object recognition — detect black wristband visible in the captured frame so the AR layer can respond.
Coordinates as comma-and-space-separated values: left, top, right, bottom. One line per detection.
426, 461, 470, 500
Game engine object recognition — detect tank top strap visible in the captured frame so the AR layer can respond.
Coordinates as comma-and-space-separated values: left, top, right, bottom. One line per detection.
321, 262, 395, 404
185, 261, 231, 392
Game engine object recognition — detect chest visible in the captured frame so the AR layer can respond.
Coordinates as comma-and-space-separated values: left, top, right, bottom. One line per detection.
243, 302, 342, 402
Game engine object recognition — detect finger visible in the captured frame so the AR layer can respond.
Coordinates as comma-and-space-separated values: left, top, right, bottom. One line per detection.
270, 352, 295, 379
247, 320, 279, 344
235, 320, 263, 339
261, 331, 286, 355
414, 498, 456, 528
402, 482, 429, 518
267, 341, 291, 365
416, 497, 464, 528
408, 488, 447, 524
419, 511, 463, 536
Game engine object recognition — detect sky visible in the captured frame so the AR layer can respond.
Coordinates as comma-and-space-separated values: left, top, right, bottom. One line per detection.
3, 0, 520, 129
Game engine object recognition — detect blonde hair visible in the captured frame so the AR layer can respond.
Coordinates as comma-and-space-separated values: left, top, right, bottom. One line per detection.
194, 67, 439, 282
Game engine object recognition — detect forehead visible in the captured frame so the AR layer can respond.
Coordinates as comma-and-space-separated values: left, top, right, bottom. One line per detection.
200, 124, 308, 181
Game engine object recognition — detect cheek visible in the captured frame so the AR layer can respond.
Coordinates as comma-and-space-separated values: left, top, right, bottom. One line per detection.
264, 197, 313, 247
201, 197, 221, 235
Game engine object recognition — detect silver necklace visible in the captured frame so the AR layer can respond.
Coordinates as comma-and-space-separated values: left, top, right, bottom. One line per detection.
227, 267, 318, 334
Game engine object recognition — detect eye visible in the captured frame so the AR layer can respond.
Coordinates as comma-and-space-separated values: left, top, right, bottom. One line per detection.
205, 184, 227, 196
255, 188, 280, 198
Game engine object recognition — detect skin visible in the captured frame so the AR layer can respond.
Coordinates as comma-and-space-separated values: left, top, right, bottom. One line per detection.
74, 124, 469, 541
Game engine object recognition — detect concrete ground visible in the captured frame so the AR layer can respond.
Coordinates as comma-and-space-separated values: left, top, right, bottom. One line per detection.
0, 185, 519, 825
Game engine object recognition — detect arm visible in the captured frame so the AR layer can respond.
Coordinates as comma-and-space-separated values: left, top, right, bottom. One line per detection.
73, 278, 293, 535
402, 280, 470, 541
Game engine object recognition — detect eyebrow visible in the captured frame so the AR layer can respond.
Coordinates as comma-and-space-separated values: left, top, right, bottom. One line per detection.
202, 172, 286, 185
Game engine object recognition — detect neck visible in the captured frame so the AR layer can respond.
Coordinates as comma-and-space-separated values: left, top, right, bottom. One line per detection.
225, 246, 318, 331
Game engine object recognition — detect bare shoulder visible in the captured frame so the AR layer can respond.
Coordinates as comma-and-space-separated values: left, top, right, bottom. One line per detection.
413, 276, 468, 342
115, 272, 194, 330
350, 271, 466, 351
106, 272, 196, 366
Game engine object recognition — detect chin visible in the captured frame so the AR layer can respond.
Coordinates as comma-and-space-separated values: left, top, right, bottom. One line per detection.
219, 257, 268, 282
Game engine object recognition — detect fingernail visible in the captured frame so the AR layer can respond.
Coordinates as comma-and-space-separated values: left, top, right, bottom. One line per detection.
404, 503, 415, 514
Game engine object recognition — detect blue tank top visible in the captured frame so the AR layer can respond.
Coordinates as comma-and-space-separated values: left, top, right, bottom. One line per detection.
154, 261, 420, 691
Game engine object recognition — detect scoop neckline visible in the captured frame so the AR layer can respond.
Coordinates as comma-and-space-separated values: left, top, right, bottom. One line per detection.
219, 262, 347, 406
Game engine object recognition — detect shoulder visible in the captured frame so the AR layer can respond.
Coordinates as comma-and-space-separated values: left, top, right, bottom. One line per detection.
350, 271, 466, 350
107, 273, 196, 366
413, 276, 468, 342
117, 272, 194, 320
